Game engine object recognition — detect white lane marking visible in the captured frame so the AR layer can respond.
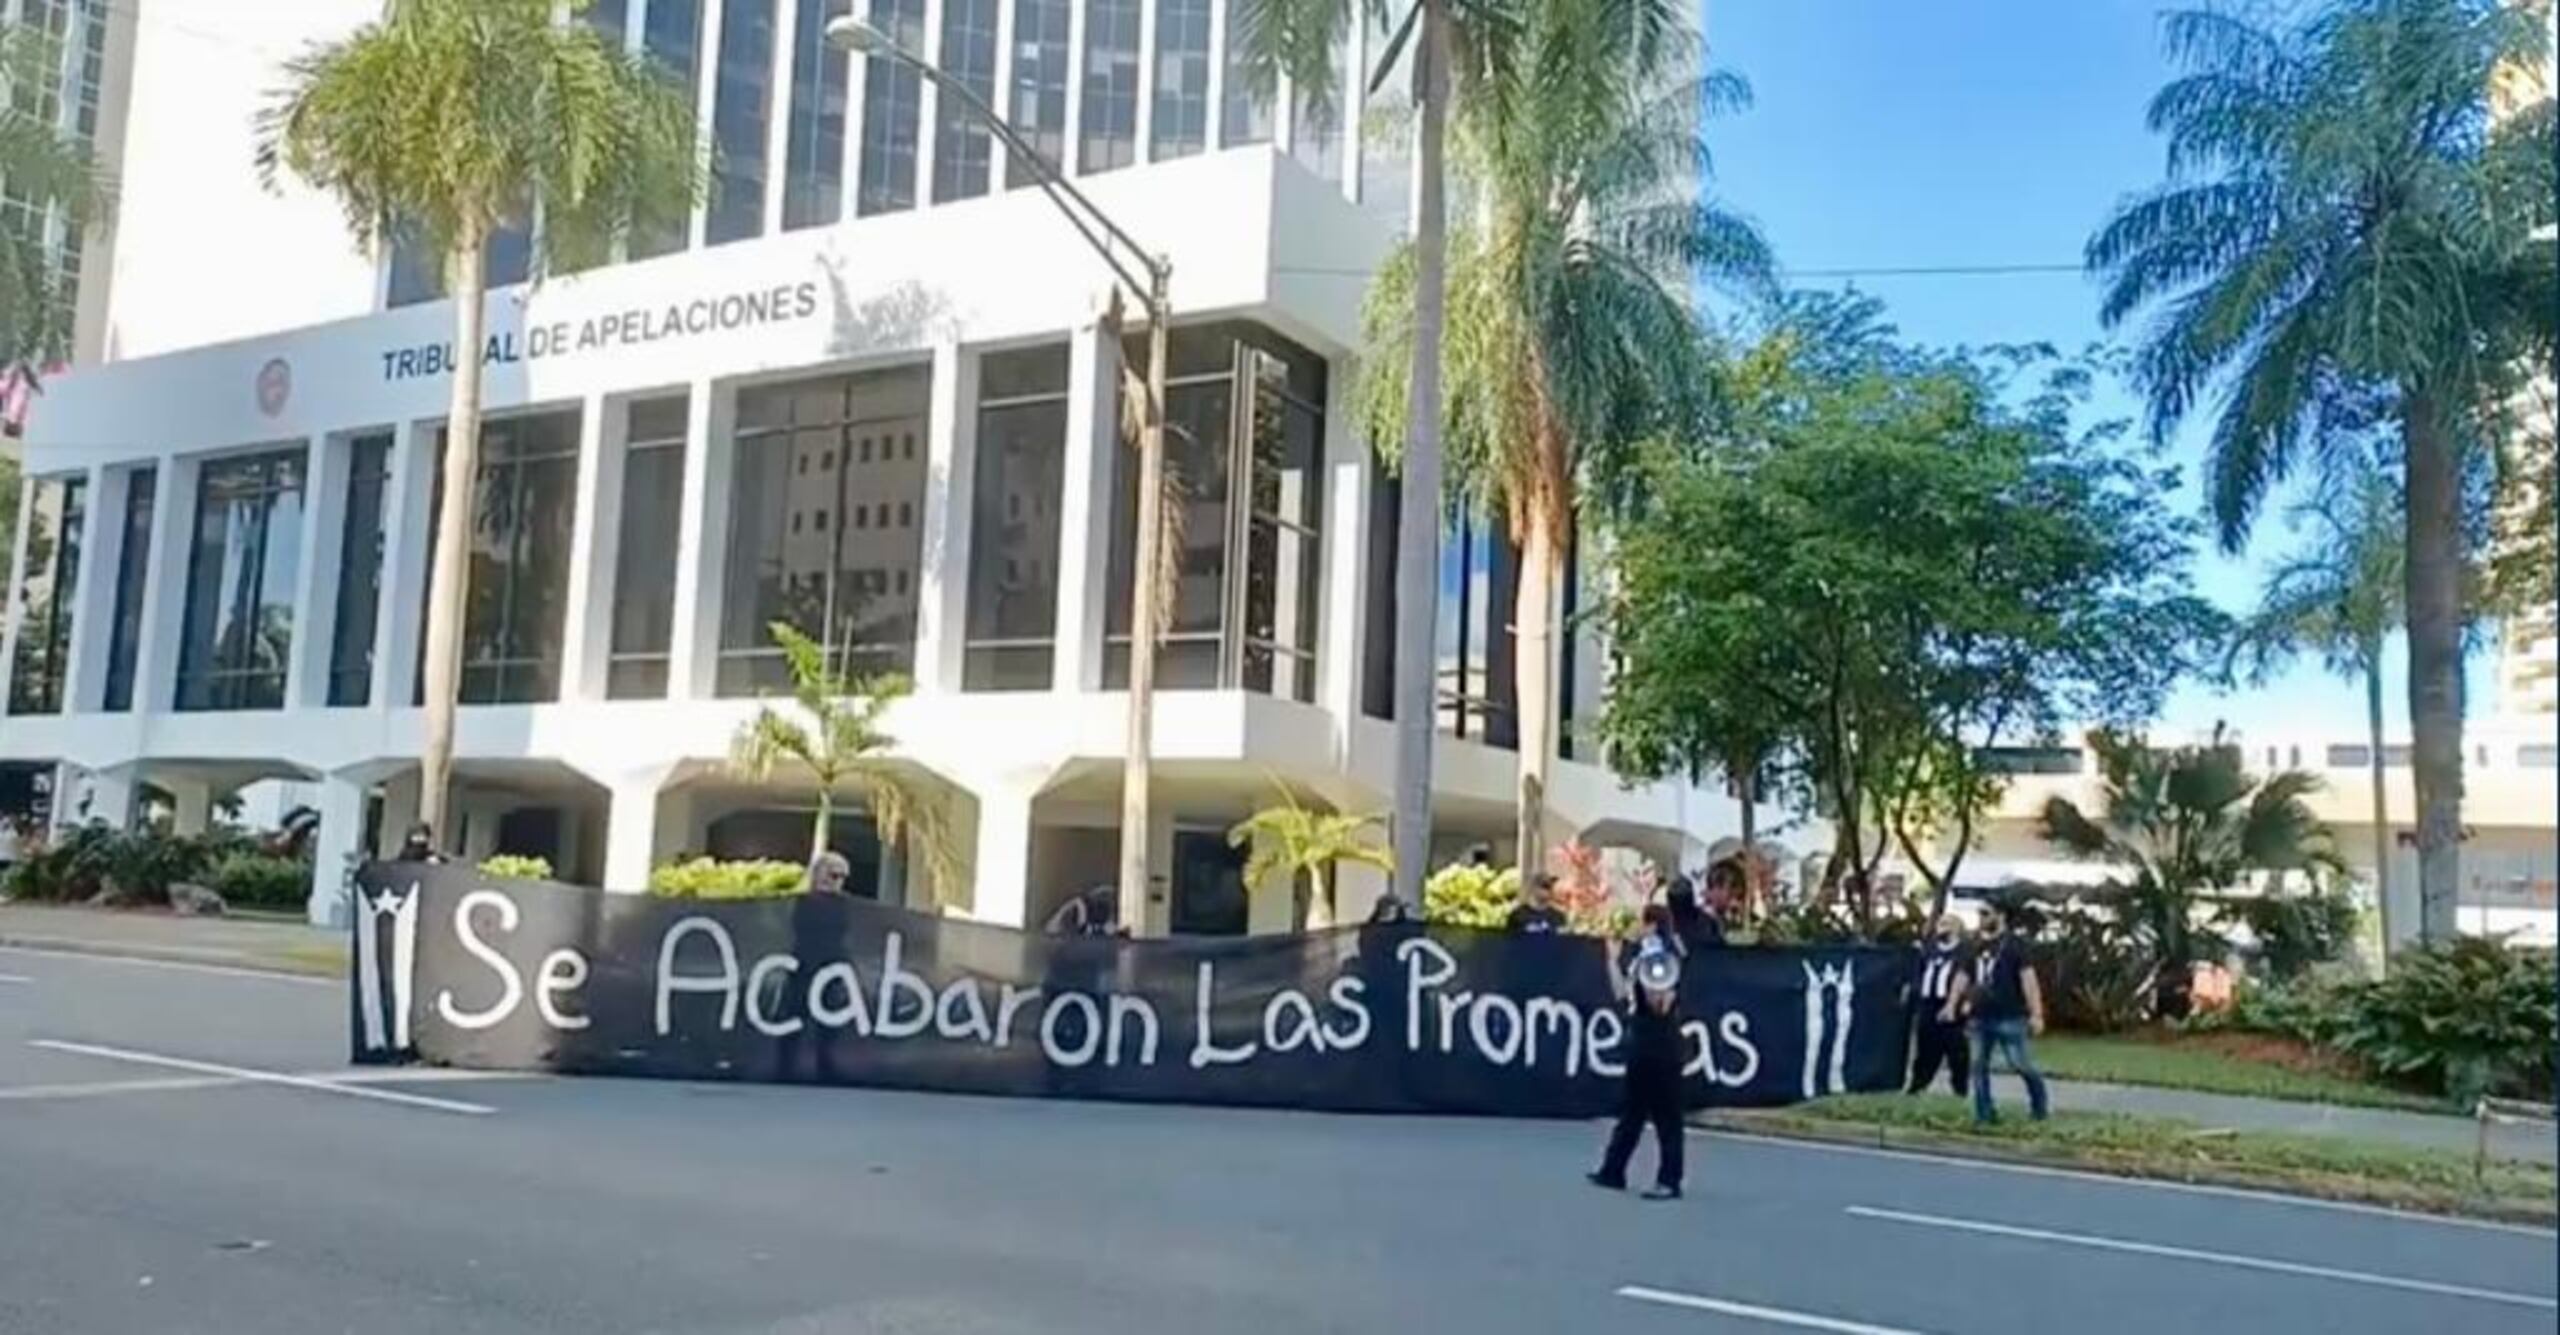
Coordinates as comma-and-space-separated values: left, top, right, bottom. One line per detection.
0, 945, 335, 986
1616, 1286, 1935, 1334
1845, 1205, 2559, 1311
0, 1075, 242, 1102
30, 1040, 493, 1116
1702, 1129, 2559, 1239
0, 972, 31, 983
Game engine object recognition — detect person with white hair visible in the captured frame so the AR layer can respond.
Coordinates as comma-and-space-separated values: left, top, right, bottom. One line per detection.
804, 850, 852, 897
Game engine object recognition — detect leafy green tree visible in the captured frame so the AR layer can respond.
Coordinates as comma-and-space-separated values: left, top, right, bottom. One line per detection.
2226, 465, 2406, 951
728, 623, 962, 905
260, 0, 702, 840
2089, 0, 2557, 943
1227, 782, 1393, 929
2040, 727, 2343, 1020
1598, 300, 2222, 932
0, 19, 111, 389
1360, 0, 1770, 872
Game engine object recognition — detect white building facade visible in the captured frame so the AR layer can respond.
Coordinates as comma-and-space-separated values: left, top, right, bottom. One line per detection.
0, 0, 1783, 930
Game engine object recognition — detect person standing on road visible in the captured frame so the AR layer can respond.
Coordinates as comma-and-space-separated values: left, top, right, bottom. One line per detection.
1907, 913, 1972, 1095
1968, 905, 2049, 1124
1590, 931, 1688, 1200
1506, 872, 1568, 934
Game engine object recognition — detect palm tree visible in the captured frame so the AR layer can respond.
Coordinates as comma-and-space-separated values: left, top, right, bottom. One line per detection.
259, 0, 702, 841
729, 622, 963, 904
1227, 781, 1394, 929
0, 19, 111, 390
1232, 0, 1517, 910
2089, 0, 2557, 944
2226, 465, 2406, 954
1360, 0, 1770, 872
2040, 727, 2342, 1020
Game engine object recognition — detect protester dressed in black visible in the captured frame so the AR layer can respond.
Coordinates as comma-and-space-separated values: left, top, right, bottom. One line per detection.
1906, 914, 1972, 1094
1591, 915, 1688, 1200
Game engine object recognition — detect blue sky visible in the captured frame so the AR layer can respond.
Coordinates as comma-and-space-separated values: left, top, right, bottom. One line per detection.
1697, 0, 2488, 740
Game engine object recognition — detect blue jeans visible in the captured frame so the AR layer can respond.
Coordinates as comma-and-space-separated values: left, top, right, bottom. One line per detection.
1970, 1017, 2049, 1123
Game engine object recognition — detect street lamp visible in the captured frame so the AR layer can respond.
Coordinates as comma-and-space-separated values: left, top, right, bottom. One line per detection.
827, 15, 1172, 938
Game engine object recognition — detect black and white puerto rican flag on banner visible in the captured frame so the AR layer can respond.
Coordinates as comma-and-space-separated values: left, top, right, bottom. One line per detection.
352, 864, 1912, 1117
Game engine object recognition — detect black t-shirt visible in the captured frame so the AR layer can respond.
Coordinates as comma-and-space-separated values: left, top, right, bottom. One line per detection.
1916, 940, 1973, 1006
1972, 935, 2031, 1020
1506, 904, 1568, 935
1625, 995, 1687, 1083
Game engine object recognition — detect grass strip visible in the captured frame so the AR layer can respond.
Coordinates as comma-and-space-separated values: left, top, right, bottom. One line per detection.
2032, 1032, 2454, 1114
1706, 1093, 2554, 1226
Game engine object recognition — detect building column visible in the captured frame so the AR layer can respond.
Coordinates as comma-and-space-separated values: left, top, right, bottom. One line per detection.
1133, 796, 1176, 938
133, 454, 194, 713
287, 432, 351, 707
966, 782, 1035, 928
668, 377, 733, 699
913, 342, 975, 694
1052, 315, 1117, 693
306, 768, 378, 928
165, 777, 215, 836
602, 776, 668, 893
1316, 369, 1369, 728
559, 392, 620, 702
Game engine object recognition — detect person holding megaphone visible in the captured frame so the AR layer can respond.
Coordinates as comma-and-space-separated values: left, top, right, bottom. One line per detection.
1589, 905, 1689, 1201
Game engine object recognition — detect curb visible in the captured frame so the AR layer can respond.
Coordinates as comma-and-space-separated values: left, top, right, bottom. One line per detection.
1693, 1113, 2559, 1229
0, 932, 346, 980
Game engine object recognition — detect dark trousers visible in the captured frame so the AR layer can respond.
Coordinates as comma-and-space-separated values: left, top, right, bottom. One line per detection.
1907, 1012, 1969, 1095
1596, 1075, 1684, 1190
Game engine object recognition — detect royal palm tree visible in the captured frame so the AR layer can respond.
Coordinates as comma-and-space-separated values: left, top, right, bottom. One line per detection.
0, 19, 110, 391
730, 622, 963, 903
2089, 0, 2557, 943
2040, 727, 2342, 1020
260, 0, 702, 842
1360, 0, 1770, 871
1228, 781, 1394, 929
2226, 464, 2406, 954
1231, 0, 1519, 909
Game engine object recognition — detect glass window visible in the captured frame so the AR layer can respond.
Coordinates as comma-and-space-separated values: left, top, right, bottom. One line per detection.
7, 475, 86, 716
1006, 0, 1071, 187
719, 366, 930, 694
412, 412, 582, 705
708, 0, 779, 244
932, 0, 1000, 201
101, 469, 154, 713
328, 434, 393, 706
1289, 83, 1340, 183
1078, 0, 1140, 173
176, 450, 305, 712
1358, 7, 1413, 230
633, 0, 707, 258
1979, 747, 2083, 776
1361, 470, 1397, 720
589, 0, 629, 44
965, 345, 1069, 690
783, 0, 853, 229
1104, 324, 1327, 698
385, 218, 532, 307
856, 0, 926, 215
1150, 0, 1210, 160
2326, 744, 2371, 768
610, 395, 689, 698
1435, 505, 1515, 745
1219, 0, 1270, 146
2520, 744, 2558, 769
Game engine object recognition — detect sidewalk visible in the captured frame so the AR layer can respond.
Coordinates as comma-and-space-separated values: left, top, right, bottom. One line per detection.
0, 903, 347, 979
2049, 1077, 2556, 1165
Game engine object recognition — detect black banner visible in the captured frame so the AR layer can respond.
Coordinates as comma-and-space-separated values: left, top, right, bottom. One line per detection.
352, 865, 1910, 1118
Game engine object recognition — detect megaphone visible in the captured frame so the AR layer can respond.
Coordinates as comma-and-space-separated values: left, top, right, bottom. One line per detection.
1632, 939, 1683, 994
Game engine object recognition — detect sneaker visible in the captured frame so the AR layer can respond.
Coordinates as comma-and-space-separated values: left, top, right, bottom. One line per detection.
1587, 1171, 1626, 1191
1642, 1185, 1683, 1201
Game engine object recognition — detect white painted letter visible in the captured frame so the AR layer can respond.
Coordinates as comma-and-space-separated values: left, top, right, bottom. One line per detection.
1717, 1010, 1760, 1088
1323, 975, 1372, 1050
437, 890, 524, 1031
808, 961, 871, 1033
1040, 992, 1104, 1067
1524, 996, 1582, 1075
1262, 989, 1326, 1054
994, 983, 1042, 1047
1188, 961, 1257, 1068
1468, 994, 1524, 1065
656, 915, 742, 1035
1586, 1007, 1626, 1078
936, 978, 995, 1044
873, 933, 933, 1038
1106, 995, 1161, 1066
1396, 937, 1457, 1051
746, 954, 804, 1037
535, 948, 590, 1031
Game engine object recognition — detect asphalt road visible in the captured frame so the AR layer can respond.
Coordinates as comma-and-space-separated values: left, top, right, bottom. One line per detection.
2, 944, 2553, 1335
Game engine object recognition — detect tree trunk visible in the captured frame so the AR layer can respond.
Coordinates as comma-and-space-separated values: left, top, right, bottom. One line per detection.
809, 788, 834, 864
1387, 0, 1449, 908
2363, 651, 2400, 966
1737, 765, 1759, 923
1117, 277, 1170, 935
1306, 863, 1332, 930
417, 224, 487, 845
2401, 394, 2465, 945
1513, 493, 1562, 880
